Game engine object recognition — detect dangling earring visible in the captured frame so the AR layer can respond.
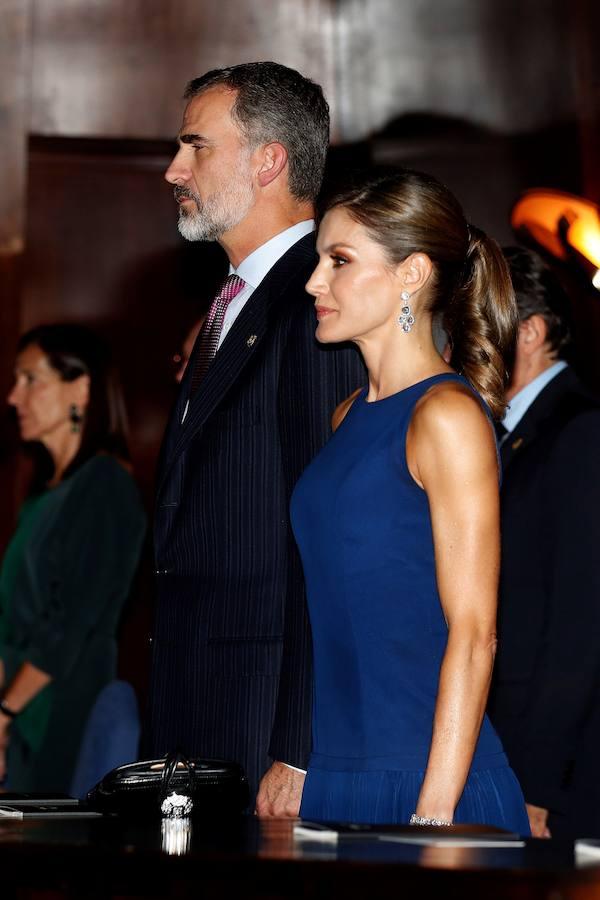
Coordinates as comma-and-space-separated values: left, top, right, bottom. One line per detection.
398, 290, 415, 333
69, 404, 83, 434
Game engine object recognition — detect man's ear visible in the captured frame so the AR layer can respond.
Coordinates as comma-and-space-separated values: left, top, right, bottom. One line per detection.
519, 315, 549, 356
256, 142, 288, 188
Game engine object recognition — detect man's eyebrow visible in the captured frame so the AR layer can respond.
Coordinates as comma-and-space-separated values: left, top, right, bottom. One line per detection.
179, 133, 209, 145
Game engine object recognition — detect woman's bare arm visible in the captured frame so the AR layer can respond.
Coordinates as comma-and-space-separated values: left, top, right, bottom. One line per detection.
0, 661, 52, 780
407, 384, 499, 821
1, 661, 52, 715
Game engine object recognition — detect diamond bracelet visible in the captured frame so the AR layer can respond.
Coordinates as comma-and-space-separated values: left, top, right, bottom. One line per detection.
409, 813, 453, 827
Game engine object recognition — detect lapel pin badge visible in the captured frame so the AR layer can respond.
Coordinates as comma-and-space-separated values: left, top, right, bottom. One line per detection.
511, 437, 523, 451
246, 334, 257, 347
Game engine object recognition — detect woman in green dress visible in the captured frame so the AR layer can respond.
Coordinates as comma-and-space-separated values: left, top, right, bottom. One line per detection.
0, 324, 146, 792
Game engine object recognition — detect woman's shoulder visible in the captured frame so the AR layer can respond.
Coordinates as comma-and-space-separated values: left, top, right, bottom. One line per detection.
412, 378, 491, 442
64, 455, 144, 509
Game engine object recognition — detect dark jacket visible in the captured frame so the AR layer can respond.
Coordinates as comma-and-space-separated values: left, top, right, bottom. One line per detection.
2, 454, 146, 791
488, 366, 600, 836
148, 233, 364, 797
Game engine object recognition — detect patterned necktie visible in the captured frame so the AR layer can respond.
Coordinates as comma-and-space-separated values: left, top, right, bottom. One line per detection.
189, 274, 245, 395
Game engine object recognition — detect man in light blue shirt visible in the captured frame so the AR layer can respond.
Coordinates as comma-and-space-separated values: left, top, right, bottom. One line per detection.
489, 246, 600, 841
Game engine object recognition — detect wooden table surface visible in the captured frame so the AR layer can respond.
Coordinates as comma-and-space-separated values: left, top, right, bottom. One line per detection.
1, 815, 599, 899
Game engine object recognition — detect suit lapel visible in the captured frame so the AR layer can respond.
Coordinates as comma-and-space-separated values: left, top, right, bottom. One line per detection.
501, 367, 578, 469
158, 233, 316, 494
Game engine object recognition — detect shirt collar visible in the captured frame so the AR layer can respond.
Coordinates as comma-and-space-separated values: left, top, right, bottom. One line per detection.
502, 360, 568, 432
229, 220, 315, 289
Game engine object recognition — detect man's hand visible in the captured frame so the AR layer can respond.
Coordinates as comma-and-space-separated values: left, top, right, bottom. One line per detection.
526, 803, 551, 838
255, 762, 305, 818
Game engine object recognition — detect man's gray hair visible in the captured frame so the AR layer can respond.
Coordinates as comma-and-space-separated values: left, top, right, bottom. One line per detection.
184, 61, 330, 203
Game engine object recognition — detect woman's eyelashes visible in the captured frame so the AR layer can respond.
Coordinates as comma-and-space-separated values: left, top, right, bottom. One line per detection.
330, 253, 349, 268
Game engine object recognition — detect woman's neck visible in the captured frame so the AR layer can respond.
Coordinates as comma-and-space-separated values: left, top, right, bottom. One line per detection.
43, 428, 82, 486
356, 325, 451, 402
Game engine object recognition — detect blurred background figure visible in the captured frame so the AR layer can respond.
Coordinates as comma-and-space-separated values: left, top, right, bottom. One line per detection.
173, 317, 205, 384
488, 247, 600, 839
0, 324, 146, 793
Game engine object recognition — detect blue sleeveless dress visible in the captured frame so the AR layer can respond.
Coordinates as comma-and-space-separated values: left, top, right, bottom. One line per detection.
291, 373, 529, 832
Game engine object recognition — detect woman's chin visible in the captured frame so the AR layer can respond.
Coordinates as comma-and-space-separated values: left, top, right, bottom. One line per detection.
316, 321, 344, 344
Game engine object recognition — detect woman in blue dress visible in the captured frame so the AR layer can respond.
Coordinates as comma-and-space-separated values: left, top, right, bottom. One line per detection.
291, 169, 530, 833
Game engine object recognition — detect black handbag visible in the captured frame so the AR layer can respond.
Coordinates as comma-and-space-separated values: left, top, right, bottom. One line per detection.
87, 750, 249, 818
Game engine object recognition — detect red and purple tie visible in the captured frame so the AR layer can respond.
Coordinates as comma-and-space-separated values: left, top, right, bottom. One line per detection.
189, 274, 245, 395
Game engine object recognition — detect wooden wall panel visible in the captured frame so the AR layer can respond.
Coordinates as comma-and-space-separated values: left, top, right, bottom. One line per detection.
0, 1, 32, 550
571, 0, 600, 203
29, 0, 576, 144
21, 137, 227, 502
333, 0, 574, 141
29, 0, 335, 140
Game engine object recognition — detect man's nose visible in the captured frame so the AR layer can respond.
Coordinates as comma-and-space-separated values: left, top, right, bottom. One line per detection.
165, 149, 190, 186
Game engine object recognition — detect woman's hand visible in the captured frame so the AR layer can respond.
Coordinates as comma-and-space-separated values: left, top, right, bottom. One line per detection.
0, 712, 11, 782
0, 661, 52, 783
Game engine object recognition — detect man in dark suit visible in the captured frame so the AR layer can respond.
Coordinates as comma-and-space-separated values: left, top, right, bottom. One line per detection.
148, 62, 363, 815
488, 246, 600, 838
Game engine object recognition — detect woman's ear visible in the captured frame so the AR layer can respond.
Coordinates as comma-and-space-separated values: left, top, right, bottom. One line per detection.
70, 373, 91, 410
396, 253, 433, 295
256, 142, 288, 188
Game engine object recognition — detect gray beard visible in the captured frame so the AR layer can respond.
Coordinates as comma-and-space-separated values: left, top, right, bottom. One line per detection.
177, 179, 255, 242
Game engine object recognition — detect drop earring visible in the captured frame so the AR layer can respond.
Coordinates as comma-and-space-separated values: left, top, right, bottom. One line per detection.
69, 404, 82, 434
398, 290, 415, 332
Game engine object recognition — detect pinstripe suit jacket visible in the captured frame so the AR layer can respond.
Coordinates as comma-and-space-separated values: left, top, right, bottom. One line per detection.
148, 233, 364, 798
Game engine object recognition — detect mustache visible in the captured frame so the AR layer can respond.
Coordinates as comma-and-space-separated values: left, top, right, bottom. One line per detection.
174, 186, 199, 203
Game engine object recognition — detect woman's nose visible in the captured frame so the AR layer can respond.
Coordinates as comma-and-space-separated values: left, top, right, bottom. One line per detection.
7, 383, 20, 407
306, 264, 328, 298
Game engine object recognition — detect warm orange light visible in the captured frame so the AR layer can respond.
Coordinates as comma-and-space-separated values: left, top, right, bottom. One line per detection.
511, 189, 600, 288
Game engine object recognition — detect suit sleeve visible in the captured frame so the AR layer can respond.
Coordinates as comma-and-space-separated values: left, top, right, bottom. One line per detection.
9, 459, 146, 681
268, 297, 365, 767
513, 410, 600, 811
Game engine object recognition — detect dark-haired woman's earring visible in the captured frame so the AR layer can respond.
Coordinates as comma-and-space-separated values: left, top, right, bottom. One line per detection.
398, 291, 415, 333
69, 404, 82, 433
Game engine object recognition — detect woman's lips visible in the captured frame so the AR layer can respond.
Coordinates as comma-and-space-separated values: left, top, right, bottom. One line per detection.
315, 306, 336, 319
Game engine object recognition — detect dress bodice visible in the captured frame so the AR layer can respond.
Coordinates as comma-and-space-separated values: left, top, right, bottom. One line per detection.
291, 374, 504, 770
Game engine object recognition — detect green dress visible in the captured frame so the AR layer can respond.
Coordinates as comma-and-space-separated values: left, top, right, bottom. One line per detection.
0, 492, 54, 752
0, 455, 146, 792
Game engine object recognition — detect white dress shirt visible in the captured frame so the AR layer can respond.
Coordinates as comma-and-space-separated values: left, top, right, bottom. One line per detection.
502, 360, 568, 434
181, 220, 315, 425
218, 219, 315, 349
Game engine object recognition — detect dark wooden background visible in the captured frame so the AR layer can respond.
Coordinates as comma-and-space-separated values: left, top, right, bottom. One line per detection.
1, 0, 599, 704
